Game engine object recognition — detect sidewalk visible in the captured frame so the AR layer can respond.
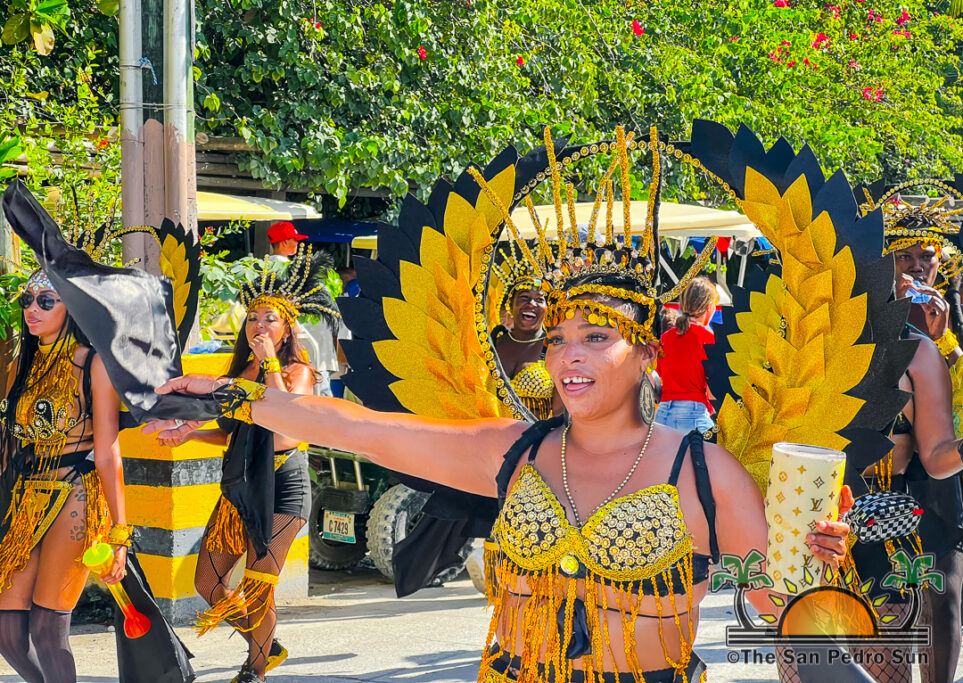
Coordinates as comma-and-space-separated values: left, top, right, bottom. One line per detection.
0, 567, 954, 682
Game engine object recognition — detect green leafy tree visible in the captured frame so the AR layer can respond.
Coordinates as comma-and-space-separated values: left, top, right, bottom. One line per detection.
191, 0, 963, 208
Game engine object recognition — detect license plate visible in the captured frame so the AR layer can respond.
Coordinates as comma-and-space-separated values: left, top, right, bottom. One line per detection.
322, 510, 356, 543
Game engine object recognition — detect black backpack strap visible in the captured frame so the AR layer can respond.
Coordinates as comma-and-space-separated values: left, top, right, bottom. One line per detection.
496, 415, 564, 509
667, 434, 691, 486
688, 431, 720, 563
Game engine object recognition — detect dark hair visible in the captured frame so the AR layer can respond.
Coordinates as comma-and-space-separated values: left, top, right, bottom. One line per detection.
225, 315, 313, 379
3, 308, 90, 427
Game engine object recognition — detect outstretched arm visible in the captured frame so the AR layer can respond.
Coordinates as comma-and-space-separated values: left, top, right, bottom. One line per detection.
145, 375, 525, 497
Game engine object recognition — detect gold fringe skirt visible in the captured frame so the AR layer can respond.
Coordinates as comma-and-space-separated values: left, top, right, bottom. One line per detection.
195, 568, 279, 636
0, 470, 110, 590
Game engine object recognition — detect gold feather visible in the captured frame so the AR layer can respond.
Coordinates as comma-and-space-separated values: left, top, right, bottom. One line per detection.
372, 166, 519, 420
158, 233, 192, 330
718, 168, 874, 492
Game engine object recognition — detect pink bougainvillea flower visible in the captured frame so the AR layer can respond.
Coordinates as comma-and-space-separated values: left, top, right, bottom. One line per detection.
896, 10, 910, 25
773, 0, 790, 7
787, 60, 796, 67
827, 5, 840, 18
862, 86, 873, 99
812, 32, 829, 48
848, 59, 859, 69
730, 36, 740, 41
849, 33, 859, 39
632, 20, 645, 36
782, 39, 791, 46
417, 45, 427, 60
769, 50, 779, 60
874, 88, 883, 101
516, 55, 525, 65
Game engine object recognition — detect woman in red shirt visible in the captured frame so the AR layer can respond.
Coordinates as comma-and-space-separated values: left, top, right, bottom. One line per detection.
655, 276, 718, 433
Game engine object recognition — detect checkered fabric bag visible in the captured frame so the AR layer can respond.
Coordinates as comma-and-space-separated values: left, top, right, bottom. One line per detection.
845, 491, 923, 543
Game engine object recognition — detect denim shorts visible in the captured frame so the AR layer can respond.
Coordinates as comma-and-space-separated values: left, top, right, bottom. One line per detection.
654, 399, 714, 433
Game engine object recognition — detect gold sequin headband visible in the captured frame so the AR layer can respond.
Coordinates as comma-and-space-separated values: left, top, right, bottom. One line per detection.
248, 295, 298, 327
545, 284, 657, 344
25, 269, 55, 292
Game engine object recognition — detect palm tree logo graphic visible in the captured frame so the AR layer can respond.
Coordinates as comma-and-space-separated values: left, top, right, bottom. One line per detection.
712, 549, 939, 648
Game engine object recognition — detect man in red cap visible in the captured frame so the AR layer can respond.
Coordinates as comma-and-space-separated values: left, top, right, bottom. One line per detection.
267, 220, 308, 260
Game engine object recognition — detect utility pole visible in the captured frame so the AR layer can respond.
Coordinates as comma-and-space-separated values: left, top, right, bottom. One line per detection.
119, 0, 197, 273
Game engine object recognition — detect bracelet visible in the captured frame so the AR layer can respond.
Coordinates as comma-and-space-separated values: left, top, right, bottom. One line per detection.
936, 329, 960, 358
221, 378, 267, 424
260, 357, 282, 374
107, 523, 134, 547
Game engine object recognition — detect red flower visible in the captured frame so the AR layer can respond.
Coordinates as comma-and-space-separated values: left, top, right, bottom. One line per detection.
96, 138, 109, 149
787, 60, 796, 67
862, 86, 873, 99
417, 45, 427, 60
827, 5, 840, 18
848, 59, 859, 69
200, 250, 207, 258
803, 57, 812, 66
773, 0, 790, 6
730, 36, 740, 42
205, 226, 214, 234
516, 55, 524, 65
896, 10, 910, 25
315, 21, 321, 29
632, 20, 645, 36
811, 32, 829, 49
769, 50, 780, 60
782, 39, 791, 46
849, 33, 859, 39
874, 88, 883, 101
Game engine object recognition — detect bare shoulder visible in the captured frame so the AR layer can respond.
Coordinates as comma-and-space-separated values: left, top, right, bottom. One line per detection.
701, 440, 764, 503
909, 331, 942, 368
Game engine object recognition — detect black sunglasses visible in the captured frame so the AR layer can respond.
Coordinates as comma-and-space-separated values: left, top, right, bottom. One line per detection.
18, 292, 62, 311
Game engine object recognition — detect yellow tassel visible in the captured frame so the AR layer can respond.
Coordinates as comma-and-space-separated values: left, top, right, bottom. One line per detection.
483, 540, 500, 603
205, 497, 247, 555
80, 471, 111, 554
195, 568, 278, 636
0, 478, 49, 589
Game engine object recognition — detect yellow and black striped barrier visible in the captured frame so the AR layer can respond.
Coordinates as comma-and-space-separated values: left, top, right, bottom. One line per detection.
119, 354, 308, 623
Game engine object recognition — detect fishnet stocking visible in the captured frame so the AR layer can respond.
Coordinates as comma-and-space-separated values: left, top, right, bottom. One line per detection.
919, 550, 963, 683
852, 602, 914, 683
194, 513, 304, 678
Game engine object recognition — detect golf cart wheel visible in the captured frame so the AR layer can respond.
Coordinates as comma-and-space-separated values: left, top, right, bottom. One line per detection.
366, 484, 471, 584
308, 485, 367, 570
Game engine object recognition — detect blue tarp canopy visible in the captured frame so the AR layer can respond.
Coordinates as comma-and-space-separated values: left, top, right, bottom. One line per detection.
295, 219, 388, 244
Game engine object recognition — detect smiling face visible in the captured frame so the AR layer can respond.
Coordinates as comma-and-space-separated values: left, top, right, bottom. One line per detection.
245, 305, 290, 348
544, 307, 656, 421
21, 285, 67, 342
510, 288, 547, 334
893, 243, 939, 287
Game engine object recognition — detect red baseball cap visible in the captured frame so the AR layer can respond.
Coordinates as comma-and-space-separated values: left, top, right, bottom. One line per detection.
268, 221, 308, 244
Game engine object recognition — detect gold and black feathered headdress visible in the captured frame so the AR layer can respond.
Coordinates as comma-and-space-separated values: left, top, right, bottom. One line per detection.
859, 178, 963, 283
470, 126, 717, 346
238, 244, 340, 327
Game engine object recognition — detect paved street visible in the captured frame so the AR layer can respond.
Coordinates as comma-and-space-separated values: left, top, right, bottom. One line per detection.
0, 566, 957, 682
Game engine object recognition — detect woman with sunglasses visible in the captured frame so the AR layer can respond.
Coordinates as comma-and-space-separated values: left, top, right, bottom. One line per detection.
0, 270, 130, 682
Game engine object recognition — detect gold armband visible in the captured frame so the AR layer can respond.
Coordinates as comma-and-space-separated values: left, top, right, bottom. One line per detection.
936, 329, 960, 358
107, 523, 134, 547
223, 378, 267, 424
260, 357, 282, 374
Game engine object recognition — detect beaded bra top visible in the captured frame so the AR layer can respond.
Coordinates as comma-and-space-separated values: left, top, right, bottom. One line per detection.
493, 465, 694, 583
509, 362, 554, 421
480, 428, 718, 682
2, 337, 86, 450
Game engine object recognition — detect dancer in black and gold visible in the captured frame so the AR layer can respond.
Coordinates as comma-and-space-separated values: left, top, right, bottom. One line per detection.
145, 122, 881, 682
0, 269, 126, 683
160, 246, 339, 683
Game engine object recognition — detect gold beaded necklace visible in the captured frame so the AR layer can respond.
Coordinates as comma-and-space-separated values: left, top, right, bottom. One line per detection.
560, 421, 654, 526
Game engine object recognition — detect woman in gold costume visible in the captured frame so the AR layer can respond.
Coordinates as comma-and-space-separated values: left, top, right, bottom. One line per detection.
0, 269, 129, 682
492, 276, 556, 420
158, 247, 338, 683
145, 123, 869, 682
